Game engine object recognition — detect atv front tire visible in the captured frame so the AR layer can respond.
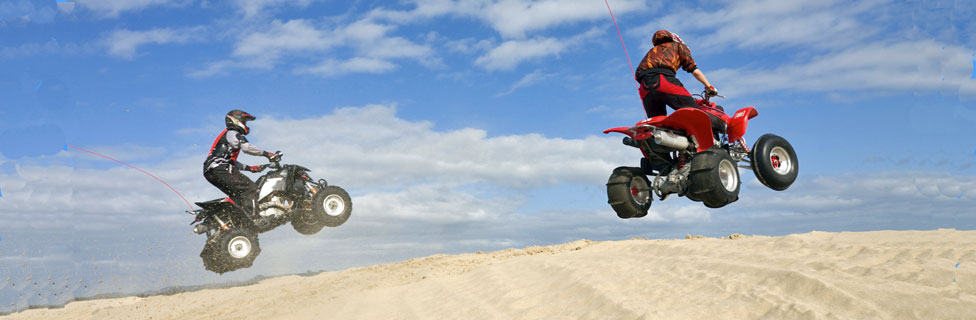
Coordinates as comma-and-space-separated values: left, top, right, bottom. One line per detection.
312, 186, 352, 228
688, 149, 740, 208
606, 167, 652, 219
293, 186, 352, 235
201, 228, 261, 274
751, 134, 798, 191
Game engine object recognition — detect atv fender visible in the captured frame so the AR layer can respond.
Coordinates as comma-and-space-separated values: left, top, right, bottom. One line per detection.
647, 108, 715, 152
603, 126, 634, 136
727, 107, 758, 142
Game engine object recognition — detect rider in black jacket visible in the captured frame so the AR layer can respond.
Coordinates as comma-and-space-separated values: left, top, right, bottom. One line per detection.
203, 109, 280, 224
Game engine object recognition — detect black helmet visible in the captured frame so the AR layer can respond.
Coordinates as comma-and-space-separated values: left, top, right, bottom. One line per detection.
225, 109, 256, 134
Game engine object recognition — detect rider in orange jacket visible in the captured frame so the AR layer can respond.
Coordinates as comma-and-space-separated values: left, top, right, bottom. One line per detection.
635, 30, 723, 126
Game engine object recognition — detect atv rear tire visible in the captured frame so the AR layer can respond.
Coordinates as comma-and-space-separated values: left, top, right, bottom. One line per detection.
751, 134, 798, 191
201, 228, 261, 274
311, 186, 352, 228
606, 167, 652, 219
688, 149, 740, 208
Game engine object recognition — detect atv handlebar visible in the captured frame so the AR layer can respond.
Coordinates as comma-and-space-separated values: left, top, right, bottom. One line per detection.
267, 152, 284, 169
694, 89, 725, 103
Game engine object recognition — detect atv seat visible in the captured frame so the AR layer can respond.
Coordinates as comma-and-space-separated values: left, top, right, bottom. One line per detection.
195, 197, 234, 207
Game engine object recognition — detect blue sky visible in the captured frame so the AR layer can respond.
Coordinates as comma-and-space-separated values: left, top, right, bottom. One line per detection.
1, 0, 975, 313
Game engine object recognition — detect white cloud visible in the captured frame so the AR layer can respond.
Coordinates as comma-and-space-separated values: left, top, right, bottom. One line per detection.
199, 18, 434, 77
338, 19, 433, 61
477, 0, 645, 39
233, 0, 313, 19
103, 27, 201, 59
232, 19, 335, 68
68, 144, 168, 162
497, 69, 553, 96
737, 172, 976, 216
251, 104, 630, 189
445, 37, 495, 54
631, 0, 890, 52
0, 39, 92, 59
296, 57, 397, 76
186, 60, 236, 78
370, 0, 648, 39
708, 40, 974, 97
75, 0, 179, 18
196, 0, 647, 76
476, 36, 561, 70
475, 27, 602, 70
355, 184, 522, 223
646, 205, 711, 223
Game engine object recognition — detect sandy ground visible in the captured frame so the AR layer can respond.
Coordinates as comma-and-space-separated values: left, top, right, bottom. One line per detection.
5, 229, 976, 319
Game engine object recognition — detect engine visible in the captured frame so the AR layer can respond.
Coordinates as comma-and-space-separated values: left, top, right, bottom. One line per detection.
258, 195, 292, 218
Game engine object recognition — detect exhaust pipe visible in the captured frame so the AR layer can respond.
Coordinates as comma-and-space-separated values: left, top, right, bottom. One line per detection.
653, 130, 690, 150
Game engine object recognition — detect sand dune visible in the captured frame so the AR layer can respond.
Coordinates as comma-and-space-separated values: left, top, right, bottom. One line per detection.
6, 229, 976, 319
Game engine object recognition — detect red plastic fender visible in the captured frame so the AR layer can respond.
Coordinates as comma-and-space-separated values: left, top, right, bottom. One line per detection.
647, 108, 715, 152
604, 116, 670, 139
603, 127, 635, 136
726, 107, 758, 142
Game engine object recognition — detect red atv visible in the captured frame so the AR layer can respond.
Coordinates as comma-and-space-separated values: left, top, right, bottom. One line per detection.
603, 91, 798, 218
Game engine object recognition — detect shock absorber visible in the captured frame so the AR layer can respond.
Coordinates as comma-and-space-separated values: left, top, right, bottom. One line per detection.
677, 152, 688, 170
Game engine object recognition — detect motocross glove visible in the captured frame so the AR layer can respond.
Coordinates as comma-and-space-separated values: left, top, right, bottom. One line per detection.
264, 151, 282, 162
246, 165, 266, 173
705, 85, 719, 97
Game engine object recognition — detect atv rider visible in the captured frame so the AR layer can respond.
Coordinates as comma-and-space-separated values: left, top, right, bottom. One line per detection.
635, 30, 725, 129
203, 109, 281, 226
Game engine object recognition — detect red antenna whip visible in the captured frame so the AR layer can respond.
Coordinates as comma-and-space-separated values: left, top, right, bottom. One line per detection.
67, 145, 195, 210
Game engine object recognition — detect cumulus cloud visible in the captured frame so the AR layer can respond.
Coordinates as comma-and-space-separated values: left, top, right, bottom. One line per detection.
198, 18, 433, 77
231, 19, 335, 67
475, 27, 602, 70
252, 104, 630, 189
103, 27, 202, 59
632, 0, 890, 52
370, 0, 648, 39
194, 0, 648, 76
707, 40, 974, 97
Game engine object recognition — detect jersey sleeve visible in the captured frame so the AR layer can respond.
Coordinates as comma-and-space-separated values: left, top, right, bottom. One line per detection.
678, 43, 698, 73
239, 141, 265, 156
229, 131, 265, 156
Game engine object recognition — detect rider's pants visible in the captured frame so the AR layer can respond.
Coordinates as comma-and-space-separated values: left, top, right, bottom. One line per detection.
638, 73, 697, 118
204, 164, 259, 217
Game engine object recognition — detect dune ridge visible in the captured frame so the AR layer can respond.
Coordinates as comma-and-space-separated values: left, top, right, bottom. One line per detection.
6, 229, 975, 319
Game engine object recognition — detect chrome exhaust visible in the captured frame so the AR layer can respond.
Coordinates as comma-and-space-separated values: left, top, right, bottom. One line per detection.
653, 130, 690, 150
